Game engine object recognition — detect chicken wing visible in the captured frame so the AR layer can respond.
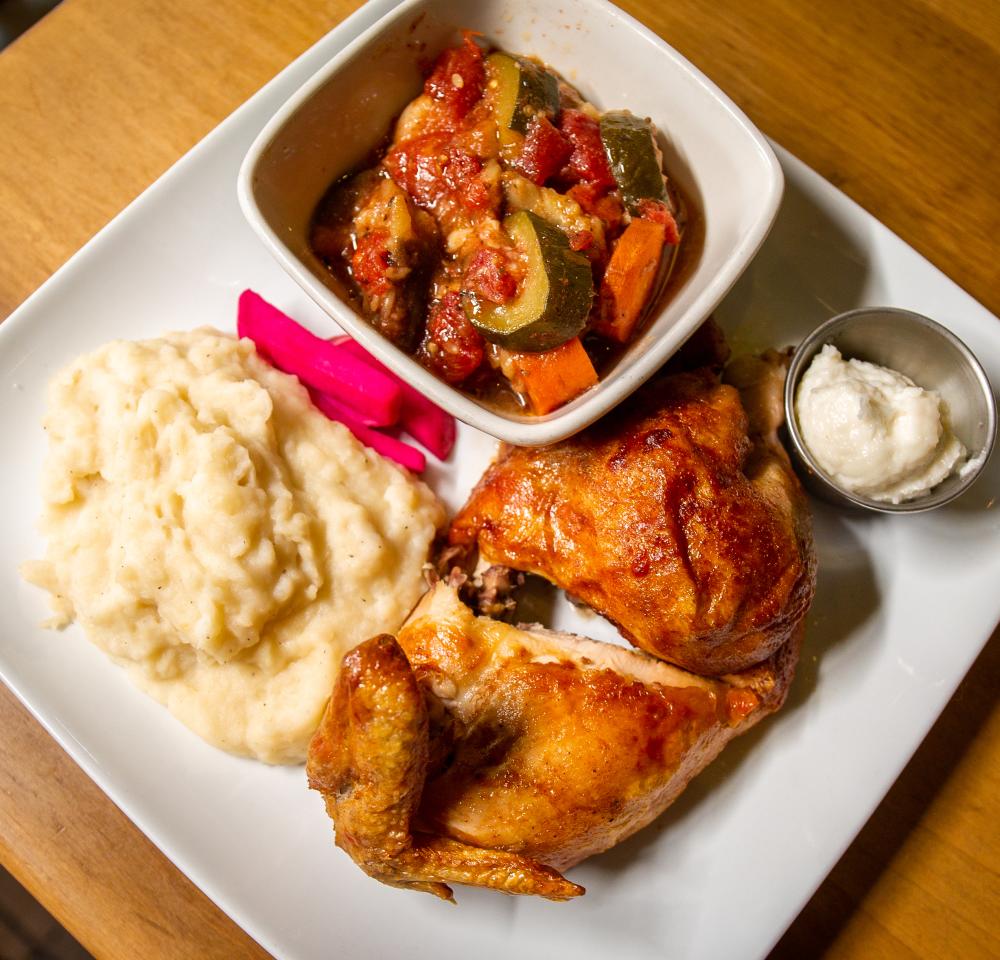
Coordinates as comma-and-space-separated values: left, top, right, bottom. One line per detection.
448, 355, 815, 675
307, 583, 799, 899
306, 631, 582, 902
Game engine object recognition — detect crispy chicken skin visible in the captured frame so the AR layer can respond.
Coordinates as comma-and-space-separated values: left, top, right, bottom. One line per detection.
306, 631, 581, 902
307, 583, 799, 899
448, 356, 815, 675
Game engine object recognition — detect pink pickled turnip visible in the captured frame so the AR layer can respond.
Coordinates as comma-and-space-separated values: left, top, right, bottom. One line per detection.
332, 336, 456, 460
308, 389, 426, 474
238, 290, 400, 427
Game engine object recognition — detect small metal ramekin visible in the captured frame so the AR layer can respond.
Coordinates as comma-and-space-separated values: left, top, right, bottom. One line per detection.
783, 307, 996, 513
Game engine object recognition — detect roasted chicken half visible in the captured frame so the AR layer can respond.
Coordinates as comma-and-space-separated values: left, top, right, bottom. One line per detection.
307, 582, 800, 901
448, 353, 815, 675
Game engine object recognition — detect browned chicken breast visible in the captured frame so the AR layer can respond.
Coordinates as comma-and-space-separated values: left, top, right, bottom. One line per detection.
307, 583, 800, 901
448, 354, 815, 675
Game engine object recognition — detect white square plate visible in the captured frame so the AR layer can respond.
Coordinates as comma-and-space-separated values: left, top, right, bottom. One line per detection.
2, 2, 998, 958
238, 0, 783, 445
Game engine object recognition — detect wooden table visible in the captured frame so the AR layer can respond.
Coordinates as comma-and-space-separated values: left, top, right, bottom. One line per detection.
1, 1, 997, 957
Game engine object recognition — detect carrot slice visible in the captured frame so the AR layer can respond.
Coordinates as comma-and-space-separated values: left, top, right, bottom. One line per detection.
501, 338, 598, 415
593, 218, 667, 344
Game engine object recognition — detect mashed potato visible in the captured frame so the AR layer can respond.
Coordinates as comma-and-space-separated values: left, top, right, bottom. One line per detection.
22, 329, 445, 763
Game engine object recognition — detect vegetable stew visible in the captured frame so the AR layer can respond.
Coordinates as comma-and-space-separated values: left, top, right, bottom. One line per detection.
311, 32, 684, 415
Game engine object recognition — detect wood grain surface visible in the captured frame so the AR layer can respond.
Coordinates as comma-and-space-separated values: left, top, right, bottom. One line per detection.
0, 1, 997, 957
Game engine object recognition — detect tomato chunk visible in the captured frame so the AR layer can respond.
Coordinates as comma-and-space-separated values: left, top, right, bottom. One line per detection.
465, 248, 517, 303
443, 149, 491, 211
351, 230, 393, 295
386, 136, 489, 212
385, 134, 451, 208
559, 109, 615, 188
424, 291, 485, 383
424, 33, 485, 120
567, 182, 625, 232
636, 198, 681, 245
514, 116, 573, 186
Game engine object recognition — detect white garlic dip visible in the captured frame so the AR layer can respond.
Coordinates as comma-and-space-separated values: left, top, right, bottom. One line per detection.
795, 343, 967, 504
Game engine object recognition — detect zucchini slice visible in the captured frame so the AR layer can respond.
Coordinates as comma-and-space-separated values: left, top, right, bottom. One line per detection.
599, 111, 668, 212
465, 210, 594, 353
487, 52, 560, 135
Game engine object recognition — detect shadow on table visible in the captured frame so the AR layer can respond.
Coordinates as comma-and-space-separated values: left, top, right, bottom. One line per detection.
0, 864, 91, 960
0, 1, 61, 50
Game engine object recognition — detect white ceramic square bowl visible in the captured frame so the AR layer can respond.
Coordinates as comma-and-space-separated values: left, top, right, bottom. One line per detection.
237, 0, 783, 445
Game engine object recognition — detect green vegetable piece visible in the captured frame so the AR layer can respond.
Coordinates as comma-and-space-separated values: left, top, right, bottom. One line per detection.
465, 210, 594, 353
487, 52, 560, 134
599, 110, 668, 213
